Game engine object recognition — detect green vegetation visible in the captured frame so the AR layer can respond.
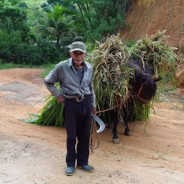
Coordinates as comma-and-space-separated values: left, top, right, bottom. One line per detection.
30, 94, 64, 127
0, 60, 37, 69
91, 34, 132, 115
0, 0, 131, 65
130, 30, 178, 84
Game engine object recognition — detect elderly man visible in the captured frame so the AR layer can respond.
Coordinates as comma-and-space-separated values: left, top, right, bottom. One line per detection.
44, 41, 96, 176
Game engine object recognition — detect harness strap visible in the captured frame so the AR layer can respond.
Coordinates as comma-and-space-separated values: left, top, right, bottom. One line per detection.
96, 101, 124, 114
137, 83, 144, 96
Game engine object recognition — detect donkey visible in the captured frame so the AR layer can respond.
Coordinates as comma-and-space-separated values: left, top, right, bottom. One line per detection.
110, 58, 161, 143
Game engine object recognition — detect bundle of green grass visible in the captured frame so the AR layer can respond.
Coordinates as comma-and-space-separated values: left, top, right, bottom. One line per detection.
130, 30, 178, 80
25, 94, 65, 127
91, 34, 151, 122
34, 95, 64, 127
91, 34, 133, 114
91, 31, 177, 123
26, 30, 177, 127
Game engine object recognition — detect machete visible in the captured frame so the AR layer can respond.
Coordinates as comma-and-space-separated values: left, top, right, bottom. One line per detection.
92, 114, 105, 133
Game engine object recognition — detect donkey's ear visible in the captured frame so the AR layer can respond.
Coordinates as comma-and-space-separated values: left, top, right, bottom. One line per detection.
153, 77, 162, 82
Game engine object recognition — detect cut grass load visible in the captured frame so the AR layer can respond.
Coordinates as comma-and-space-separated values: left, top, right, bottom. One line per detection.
91, 34, 133, 113
130, 30, 178, 81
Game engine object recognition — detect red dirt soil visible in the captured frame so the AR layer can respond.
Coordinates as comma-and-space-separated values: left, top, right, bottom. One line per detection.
0, 68, 184, 184
120, 0, 184, 47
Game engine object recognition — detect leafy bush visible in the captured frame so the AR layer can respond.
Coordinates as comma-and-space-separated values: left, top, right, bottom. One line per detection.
0, 30, 67, 65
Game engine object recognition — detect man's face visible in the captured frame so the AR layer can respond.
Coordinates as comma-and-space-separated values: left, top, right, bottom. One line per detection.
70, 51, 86, 67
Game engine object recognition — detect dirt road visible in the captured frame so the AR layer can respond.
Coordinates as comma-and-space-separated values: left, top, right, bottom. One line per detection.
0, 68, 184, 184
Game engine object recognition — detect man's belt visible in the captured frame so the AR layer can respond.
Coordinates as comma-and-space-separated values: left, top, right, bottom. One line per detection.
66, 95, 92, 102
75, 96, 84, 102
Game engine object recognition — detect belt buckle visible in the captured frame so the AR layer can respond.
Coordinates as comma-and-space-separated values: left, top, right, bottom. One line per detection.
76, 96, 83, 102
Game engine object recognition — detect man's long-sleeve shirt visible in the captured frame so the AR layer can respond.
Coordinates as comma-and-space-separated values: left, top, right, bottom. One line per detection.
44, 58, 96, 108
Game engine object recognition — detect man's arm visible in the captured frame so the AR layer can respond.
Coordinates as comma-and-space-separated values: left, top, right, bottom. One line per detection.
44, 65, 65, 103
89, 71, 96, 114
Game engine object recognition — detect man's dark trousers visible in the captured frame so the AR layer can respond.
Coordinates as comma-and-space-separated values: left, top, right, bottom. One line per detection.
64, 97, 92, 167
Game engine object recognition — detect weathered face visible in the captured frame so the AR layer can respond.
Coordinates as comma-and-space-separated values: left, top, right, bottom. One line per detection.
69, 51, 87, 67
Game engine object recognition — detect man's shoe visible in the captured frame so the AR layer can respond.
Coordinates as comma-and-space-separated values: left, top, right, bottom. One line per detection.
77, 165, 94, 173
65, 167, 75, 176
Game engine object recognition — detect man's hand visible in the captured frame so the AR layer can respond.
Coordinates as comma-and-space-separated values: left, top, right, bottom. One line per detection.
57, 95, 65, 104
91, 107, 96, 115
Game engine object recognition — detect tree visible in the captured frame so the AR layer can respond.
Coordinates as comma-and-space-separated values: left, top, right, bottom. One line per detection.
88, 0, 131, 40
0, 1, 31, 42
49, 0, 132, 41
39, 4, 72, 49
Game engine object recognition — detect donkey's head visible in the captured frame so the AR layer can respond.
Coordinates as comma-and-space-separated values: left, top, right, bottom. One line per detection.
132, 73, 161, 103
129, 58, 161, 104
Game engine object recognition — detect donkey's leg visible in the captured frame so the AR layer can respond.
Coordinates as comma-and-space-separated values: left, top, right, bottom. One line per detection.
112, 111, 120, 144
123, 106, 131, 136
124, 120, 131, 136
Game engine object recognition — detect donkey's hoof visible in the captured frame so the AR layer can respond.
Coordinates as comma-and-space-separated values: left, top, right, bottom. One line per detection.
124, 128, 131, 136
112, 138, 120, 144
